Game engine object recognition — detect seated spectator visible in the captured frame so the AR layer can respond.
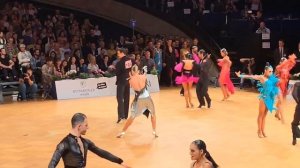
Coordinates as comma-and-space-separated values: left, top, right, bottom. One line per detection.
0, 48, 17, 81
54, 59, 63, 77
94, 25, 102, 37
0, 31, 7, 49
18, 68, 38, 100
225, 0, 238, 14
107, 43, 116, 59
99, 55, 110, 72
49, 50, 57, 60
87, 56, 102, 76
60, 60, 69, 75
89, 42, 99, 57
22, 28, 34, 48
78, 58, 88, 73
42, 57, 54, 97
31, 49, 43, 69
140, 50, 155, 73
57, 31, 68, 47
5, 37, 19, 60
17, 44, 32, 73
68, 56, 79, 72
135, 53, 141, 67
255, 21, 270, 34
59, 43, 71, 61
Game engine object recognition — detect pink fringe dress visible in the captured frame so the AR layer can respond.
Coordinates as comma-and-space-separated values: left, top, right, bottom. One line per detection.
174, 61, 199, 84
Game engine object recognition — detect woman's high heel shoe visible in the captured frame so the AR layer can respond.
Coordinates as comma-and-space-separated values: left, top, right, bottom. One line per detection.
116, 132, 125, 138
275, 114, 281, 120
262, 132, 267, 137
257, 131, 264, 138
153, 131, 158, 138
190, 103, 194, 108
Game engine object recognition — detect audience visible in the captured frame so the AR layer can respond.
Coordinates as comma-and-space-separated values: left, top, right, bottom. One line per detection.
1, 0, 299, 102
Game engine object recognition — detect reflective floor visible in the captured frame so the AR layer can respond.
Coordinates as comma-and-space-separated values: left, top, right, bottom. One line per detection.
0, 87, 299, 168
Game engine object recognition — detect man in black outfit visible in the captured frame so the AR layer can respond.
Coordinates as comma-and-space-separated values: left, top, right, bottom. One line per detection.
292, 82, 300, 145
195, 50, 211, 108
273, 39, 288, 67
48, 113, 130, 168
115, 48, 133, 123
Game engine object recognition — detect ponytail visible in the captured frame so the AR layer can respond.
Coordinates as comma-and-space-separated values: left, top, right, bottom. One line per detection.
205, 151, 218, 168
193, 140, 219, 168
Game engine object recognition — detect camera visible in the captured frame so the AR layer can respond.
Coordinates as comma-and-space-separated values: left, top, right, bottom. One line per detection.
185, 53, 192, 59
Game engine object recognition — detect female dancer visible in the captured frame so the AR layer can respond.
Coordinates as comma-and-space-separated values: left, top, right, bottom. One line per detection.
218, 48, 235, 100
116, 65, 158, 138
174, 51, 198, 108
236, 63, 279, 138
291, 82, 300, 145
190, 139, 218, 168
196, 50, 211, 108
275, 54, 297, 123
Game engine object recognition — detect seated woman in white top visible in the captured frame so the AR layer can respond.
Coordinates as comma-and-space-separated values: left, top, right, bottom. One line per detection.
87, 55, 101, 75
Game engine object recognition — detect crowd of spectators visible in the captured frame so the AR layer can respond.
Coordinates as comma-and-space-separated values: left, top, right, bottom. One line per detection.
0, 1, 206, 100
124, 0, 263, 25
1, 1, 299, 101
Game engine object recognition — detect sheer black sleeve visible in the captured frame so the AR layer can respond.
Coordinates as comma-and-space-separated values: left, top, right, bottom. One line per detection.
48, 142, 66, 168
292, 82, 300, 104
86, 139, 123, 164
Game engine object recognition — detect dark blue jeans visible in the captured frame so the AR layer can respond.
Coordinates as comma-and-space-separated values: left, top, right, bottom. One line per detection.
19, 83, 38, 100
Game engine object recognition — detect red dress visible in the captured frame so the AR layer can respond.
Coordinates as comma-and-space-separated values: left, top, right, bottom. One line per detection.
276, 57, 296, 97
218, 58, 235, 94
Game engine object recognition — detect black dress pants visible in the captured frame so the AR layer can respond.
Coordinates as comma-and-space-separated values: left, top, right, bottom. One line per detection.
116, 83, 130, 119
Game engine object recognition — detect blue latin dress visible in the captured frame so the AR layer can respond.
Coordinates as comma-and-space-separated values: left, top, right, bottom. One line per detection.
257, 74, 279, 112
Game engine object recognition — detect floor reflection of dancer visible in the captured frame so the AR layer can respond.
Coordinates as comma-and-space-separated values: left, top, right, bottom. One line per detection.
236, 63, 279, 138
174, 51, 198, 108
196, 49, 211, 108
48, 113, 131, 168
116, 65, 158, 138
274, 54, 297, 123
291, 82, 300, 145
218, 48, 235, 101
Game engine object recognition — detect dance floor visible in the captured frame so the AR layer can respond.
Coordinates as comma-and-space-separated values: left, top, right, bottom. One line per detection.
0, 87, 299, 168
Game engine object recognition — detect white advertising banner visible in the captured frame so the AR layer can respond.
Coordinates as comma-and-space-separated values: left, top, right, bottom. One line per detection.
55, 75, 160, 100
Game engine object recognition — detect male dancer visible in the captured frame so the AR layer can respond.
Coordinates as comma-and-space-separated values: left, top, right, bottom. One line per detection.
48, 113, 130, 168
117, 65, 158, 138
292, 82, 300, 145
115, 48, 133, 123
196, 49, 211, 108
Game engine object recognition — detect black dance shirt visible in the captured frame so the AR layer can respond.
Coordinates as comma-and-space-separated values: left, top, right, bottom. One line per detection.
115, 56, 133, 85
48, 134, 123, 168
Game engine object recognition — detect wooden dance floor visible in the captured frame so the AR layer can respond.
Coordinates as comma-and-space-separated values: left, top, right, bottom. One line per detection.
0, 87, 299, 168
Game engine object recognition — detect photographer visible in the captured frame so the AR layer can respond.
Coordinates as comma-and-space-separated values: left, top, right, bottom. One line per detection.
18, 68, 38, 100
